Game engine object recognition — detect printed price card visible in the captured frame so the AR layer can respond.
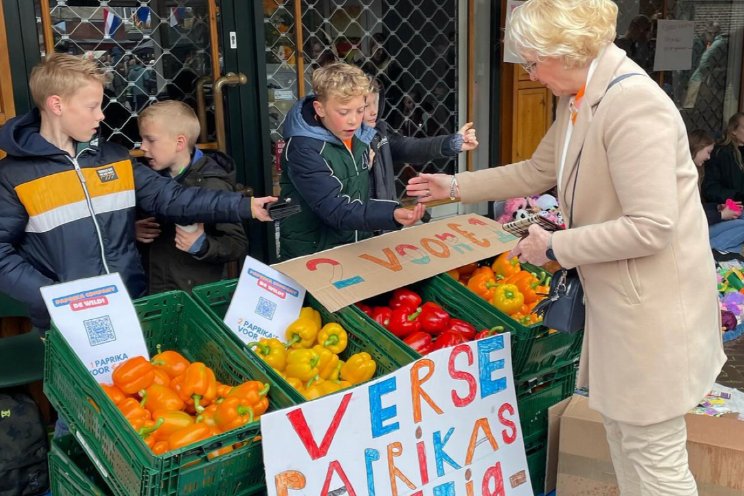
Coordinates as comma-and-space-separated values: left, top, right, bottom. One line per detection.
41, 273, 148, 384
223, 256, 306, 343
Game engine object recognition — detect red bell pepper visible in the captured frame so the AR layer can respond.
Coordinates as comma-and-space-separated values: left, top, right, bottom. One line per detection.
389, 288, 422, 311
371, 306, 393, 329
474, 326, 505, 340
356, 303, 374, 317
445, 318, 477, 340
403, 331, 434, 355
418, 302, 450, 335
387, 307, 421, 338
433, 330, 468, 350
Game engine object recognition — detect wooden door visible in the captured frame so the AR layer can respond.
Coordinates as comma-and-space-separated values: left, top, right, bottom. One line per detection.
0, 1, 16, 159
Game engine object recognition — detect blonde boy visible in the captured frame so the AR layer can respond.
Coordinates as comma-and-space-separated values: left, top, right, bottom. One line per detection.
135, 101, 248, 293
0, 54, 273, 329
278, 62, 424, 260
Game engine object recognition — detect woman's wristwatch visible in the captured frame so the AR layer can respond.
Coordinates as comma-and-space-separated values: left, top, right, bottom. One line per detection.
546, 235, 557, 261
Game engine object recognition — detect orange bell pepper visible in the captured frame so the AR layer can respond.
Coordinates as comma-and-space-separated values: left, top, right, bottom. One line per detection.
195, 404, 219, 429
152, 440, 170, 455
118, 397, 151, 430
216, 383, 233, 400
503, 271, 540, 304
151, 368, 171, 387
151, 348, 190, 379
214, 396, 256, 431
177, 362, 217, 413
167, 423, 213, 451
467, 270, 499, 301
207, 444, 234, 460
227, 381, 270, 417
140, 384, 185, 413
101, 384, 126, 405
491, 252, 521, 279
112, 356, 156, 395
150, 410, 195, 440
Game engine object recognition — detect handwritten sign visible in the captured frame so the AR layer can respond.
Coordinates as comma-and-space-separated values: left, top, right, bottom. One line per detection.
262, 334, 532, 496
41, 273, 149, 383
223, 256, 306, 343
273, 214, 517, 312
653, 20, 695, 71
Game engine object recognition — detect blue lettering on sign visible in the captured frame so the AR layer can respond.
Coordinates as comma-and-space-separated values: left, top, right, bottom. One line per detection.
332, 276, 365, 289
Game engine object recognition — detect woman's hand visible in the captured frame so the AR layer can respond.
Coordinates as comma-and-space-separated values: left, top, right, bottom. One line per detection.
511, 224, 552, 266
406, 173, 455, 203
721, 201, 742, 221
252, 196, 278, 222
394, 202, 426, 227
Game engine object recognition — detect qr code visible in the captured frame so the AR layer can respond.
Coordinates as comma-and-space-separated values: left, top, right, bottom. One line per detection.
255, 297, 276, 320
83, 315, 116, 346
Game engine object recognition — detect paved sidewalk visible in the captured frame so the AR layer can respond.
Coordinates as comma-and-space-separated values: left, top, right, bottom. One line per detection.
717, 335, 744, 391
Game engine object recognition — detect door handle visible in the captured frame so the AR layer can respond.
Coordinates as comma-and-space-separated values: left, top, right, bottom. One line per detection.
213, 72, 248, 152
195, 75, 212, 143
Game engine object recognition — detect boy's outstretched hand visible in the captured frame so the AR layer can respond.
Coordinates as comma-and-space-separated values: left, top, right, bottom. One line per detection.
251, 196, 278, 222
457, 123, 479, 152
135, 217, 161, 243
394, 202, 426, 227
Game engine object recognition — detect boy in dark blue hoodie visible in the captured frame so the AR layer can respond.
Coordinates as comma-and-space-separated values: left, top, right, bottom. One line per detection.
0, 53, 275, 329
278, 62, 424, 260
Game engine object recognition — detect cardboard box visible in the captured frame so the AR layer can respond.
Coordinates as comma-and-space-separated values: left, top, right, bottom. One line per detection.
552, 395, 744, 496
273, 214, 517, 311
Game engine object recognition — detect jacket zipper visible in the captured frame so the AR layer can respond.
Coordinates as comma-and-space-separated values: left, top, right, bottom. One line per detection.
344, 142, 361, 243
68, 152, 111, 273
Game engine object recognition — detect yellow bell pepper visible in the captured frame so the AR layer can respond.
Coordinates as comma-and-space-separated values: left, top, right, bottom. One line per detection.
312, 345, 340, 380
300, 307, 322, 329
340, 352, 376, 385
490, 283, 524, 315
285, 316, 320, 349
285, 349, 320, 382
316, 323, 348, 354
284, 376, 305, 395
248, 338, 287, 371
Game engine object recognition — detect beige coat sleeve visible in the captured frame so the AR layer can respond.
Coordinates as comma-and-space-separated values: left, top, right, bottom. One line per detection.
455, 118, 559, 203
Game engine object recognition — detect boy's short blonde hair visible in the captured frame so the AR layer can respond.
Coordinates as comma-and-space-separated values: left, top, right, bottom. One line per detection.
29, 53, 106, 110
311, 62, 370, 103
509, 0, 617, 69
138, 101, 201, 149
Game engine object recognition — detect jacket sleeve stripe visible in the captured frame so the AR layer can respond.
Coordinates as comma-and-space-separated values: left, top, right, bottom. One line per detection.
15, 160, 134, 216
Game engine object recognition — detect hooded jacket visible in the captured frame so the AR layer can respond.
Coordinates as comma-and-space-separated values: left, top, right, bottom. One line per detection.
368, 83, 463, 202
0, 110, 249, 328
701, 144, 744, 203
278, 95, 399, 260
142, 150, 248, 294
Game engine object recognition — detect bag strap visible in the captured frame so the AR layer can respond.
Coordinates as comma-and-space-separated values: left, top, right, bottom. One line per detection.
565, 72, 644, 228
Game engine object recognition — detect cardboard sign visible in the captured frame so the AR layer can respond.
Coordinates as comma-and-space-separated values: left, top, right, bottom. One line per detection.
223, 256, 306, 344
40, 273, 149, 384
262, 334, 532, 496
273, 214, 517, 312
653, 20, 695, 71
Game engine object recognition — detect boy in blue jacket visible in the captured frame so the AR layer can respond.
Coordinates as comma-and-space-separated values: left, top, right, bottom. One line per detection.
278, 62, 424, 260
0, 54, 275, 329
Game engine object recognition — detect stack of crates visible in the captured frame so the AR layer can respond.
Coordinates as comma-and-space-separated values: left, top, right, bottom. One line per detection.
347, 270, 581, 495
44, 290, 301, 495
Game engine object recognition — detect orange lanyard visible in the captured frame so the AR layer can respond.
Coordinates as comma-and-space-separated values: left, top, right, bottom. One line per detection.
570, 84, 586, 125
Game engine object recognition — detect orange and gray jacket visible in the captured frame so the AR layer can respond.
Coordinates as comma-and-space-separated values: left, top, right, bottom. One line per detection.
0, 110, 251, 328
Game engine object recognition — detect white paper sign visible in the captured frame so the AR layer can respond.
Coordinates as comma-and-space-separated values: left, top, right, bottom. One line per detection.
223, 256, 306, 344
653, 20, 695, 71
503, 0, 526, 64
262, 334, 532, 496
41, 273, 148, 384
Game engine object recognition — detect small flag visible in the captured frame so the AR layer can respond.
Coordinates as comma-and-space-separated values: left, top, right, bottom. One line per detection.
103, 8, 122, 38
169, 7, 186, 27
135, 7, 151, 28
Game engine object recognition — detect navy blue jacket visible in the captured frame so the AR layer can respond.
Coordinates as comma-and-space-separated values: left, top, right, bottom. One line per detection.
0, 110, 250, 327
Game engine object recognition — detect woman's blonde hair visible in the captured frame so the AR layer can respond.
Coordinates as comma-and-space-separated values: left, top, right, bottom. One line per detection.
311, 62, 370, 103
29, 53, 105, 110
719, 112, 744, 170
509, 0, 618, 69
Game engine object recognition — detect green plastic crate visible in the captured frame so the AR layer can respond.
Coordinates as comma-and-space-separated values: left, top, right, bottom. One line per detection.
431, 273, 583, 380
525, 440, 548, 496
517, 362, 578, 447
191, 279, 419, 397
44, 290, 300, 496
49, 435, 111, 496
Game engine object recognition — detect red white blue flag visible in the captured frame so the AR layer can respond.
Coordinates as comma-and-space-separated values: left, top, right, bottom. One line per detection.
103, 8, 122, 37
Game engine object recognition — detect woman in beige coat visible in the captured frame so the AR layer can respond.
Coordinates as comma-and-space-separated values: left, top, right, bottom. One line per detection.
408, 1, 726, 494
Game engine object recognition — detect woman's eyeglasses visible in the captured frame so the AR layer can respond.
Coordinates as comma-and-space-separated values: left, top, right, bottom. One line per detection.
521, 60, 537, 73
